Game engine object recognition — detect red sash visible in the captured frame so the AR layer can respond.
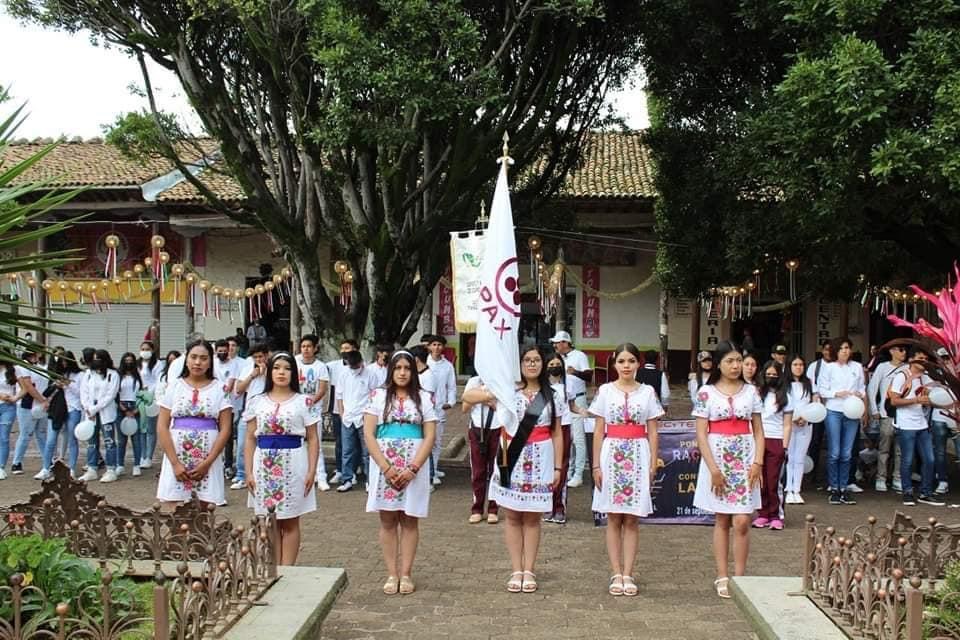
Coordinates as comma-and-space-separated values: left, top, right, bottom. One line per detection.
505, 425, 551, 444
709, 418, 751, 435
606, 423, 648, 439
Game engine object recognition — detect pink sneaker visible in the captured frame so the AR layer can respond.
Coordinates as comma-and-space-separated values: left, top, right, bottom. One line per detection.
752, 517, 770, 528
769, 519, 784, 531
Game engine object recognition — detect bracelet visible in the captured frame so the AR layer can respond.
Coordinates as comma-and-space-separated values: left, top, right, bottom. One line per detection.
409, 463, 420, 475
752, 462, 763, 467
554, 467, 562, 471
591, 466, 600, 471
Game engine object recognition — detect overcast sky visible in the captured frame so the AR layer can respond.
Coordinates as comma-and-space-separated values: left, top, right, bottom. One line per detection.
0, 10, 648, 140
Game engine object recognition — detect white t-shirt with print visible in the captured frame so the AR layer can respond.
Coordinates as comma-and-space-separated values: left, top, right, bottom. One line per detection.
890, 370, 931, 431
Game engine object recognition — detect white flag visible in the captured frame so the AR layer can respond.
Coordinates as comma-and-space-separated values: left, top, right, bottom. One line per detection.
474, 158, 521, 436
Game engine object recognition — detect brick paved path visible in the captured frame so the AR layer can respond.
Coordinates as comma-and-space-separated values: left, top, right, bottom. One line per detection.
2, 398, 958, 639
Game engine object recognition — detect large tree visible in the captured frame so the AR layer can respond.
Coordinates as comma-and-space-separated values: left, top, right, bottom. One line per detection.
637, 1, 960, 300
7, 0, 643, 346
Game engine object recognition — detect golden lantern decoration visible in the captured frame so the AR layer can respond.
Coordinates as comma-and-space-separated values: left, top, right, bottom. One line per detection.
785, 259, 800, 301
103, 233, 121, 278
143, 256, 153, 268
254, 283, 265, 295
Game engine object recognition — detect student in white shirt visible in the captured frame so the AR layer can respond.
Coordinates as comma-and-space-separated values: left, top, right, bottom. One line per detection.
295, 334, 330, 490
0, 362, 20, 479
804, 340, 833, 487
230, 343, 271, 490
425, 335, 457, 485
326, 339, 358, 484
688, 351, 713, 404
224, 335, 248, 476
80, 350, 121, 483
115, 352, 144, 477
550, 331, 591, 487
369, 344, 393, 388
816, 337, 865, 505
638, 349, 671, 410
138, 341, 165, 468
335, 349, 378, 492
11, 349, 49, 477
866, 344, 907, 492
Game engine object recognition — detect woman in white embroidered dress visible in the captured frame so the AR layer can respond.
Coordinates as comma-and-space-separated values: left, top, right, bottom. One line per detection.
692, 340, 764, 599
244, 352, 320, 566
467, 346, 562, 594
156, 340, 233, 507
590, 343, 663, 597
363, 351, 437, 596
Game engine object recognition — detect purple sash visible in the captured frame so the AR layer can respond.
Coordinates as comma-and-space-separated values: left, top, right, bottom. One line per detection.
173, 416, 218, 431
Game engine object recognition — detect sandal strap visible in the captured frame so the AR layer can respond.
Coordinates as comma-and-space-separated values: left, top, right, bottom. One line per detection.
609, 574, 623, 581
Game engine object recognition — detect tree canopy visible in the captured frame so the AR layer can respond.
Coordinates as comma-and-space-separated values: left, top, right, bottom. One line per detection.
638, 0, 960, 300
7, 0, 643, 345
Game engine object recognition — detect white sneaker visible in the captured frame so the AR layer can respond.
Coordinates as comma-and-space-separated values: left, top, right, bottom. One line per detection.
79, 468, 98, 482
935, 481, 949, 495
99, 470, 118, 483
566, 476, 583, 488
432, 476, 442, 486
875, 478, 888, 492
329, 471, 343, 485
336, 480, 355, 492
132, 466, 142, 477
316, 479, 331, 492
33, 469, 51, 481
855, 470, 864, 483
912, 472, 922, 483
0, 468, 7, 480
846, 483, 864, 493
784, 492, 795, 504
436, 470, 446, 478
115, 466, 125, 476
140, 458, 153, 469
794, 492, 805, 504
892, 478, 903, 493
230, 480, 246, 490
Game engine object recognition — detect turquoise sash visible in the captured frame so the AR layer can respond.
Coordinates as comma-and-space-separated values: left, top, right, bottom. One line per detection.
376, 422, 423, 439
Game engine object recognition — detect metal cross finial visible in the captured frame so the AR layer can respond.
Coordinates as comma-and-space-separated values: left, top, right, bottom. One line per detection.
476, 201, 489, 229
498, 131, 514, 168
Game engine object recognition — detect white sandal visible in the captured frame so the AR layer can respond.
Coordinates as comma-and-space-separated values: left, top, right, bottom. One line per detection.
521, 571, 538, 593
714, 577, 731, 599
622, 575, 638, 596
506, 571, 524, 593
608, 574, 624, 596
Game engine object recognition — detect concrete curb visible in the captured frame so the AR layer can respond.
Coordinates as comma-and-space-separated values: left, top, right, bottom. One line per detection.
729, 576, 847, 640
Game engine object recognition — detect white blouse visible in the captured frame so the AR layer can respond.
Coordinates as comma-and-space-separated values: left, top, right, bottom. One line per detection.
364, 388, 438, 425
244, 393, 319, 437
691, 383, 762, 422
160, 379, 232, 419
588, 382, 664, 426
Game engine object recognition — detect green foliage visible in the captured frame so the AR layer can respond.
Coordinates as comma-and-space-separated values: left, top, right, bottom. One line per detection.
638, 1, 960, 299
924, 559, 960, 637
0, 534, 147, 630
103, 109, 188, 162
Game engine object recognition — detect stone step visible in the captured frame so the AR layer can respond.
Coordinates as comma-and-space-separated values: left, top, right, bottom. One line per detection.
729, 576, 847, 640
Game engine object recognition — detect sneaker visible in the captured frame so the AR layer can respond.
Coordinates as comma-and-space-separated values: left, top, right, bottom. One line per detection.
794, 493, 805, 504
903, 494, 917, 506
935, 481, 949, 496
553, 514, 567, 525
436, 470, 446, 478
79, 468, 98, 482
140, 458, 153, 469
432, 476, 442, 486
99, 470, 118, 483
566, 476, 583, 488
855, 470, 864, 483
875, 478, 888, 493
336, 480, 355, 492
115, 466, 125, 476
543, 514, 556, 524
840, 491, 857, 505
0, 468, 7, 480
32, 469, 51, 481
845, 483, 864, 494
11, 463, 23, 475
329, 471, 343, 485
783, 492, 795, 505
918, 494, 946, 507
224, 466, 236, 480
752, 517, 770, 528
912, 472, 922, 483
829, 491, 842, 505
892, 478, 903, 493
316, 478, 331, 492
132, 466, 142, 477
469, 513, 484, 524
769, 519, 784, 531
230, 480, 246, 490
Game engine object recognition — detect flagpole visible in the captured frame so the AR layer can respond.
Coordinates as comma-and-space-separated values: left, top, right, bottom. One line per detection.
498, 131, 511, 471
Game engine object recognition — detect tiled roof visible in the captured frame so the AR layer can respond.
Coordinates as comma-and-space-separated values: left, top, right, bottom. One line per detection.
2, 131, 655, 202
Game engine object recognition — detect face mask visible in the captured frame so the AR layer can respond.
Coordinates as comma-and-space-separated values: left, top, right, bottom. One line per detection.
765, 376, 779, 384
140, 351, 153, 360
547, 366, 564, 377
217, 352, 228, 361
340, 351, 350, 363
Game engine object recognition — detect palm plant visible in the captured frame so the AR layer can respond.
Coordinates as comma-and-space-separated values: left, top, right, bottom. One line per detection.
0, 86, 85, 368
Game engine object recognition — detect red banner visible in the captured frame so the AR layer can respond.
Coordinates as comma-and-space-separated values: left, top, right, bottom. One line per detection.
438, 269, 456, 336
582, 266, 600, 339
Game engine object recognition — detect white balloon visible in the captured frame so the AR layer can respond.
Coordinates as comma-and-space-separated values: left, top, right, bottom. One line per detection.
30, 404, 47, 419
842, 396, 865, 420
803, 455, 814, 474
74, 419, 96, 442
144, 403, 161, 418
120, 416, 139, 436
800, 402, 827, 424
928, 386, 954, 408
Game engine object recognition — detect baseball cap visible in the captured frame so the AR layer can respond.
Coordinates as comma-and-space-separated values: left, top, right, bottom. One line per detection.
697, 350, 712, 362
549, 330, 573, 344
936, 347, 949, 358
773, 344, 787, 354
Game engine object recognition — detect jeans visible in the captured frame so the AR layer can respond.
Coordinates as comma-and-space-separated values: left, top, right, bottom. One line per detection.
116, 402, 142, 469
87, 416, 117, 469
340, 422, 368, 484
43, 409, 80, 471
234, 418, 247, 483
13, 407, 47, 466
930, 420, 955, 485
142, 415, 158, 463
807, 421, 826, 484
898, 428, 935, 496
877, 417, 901, 482
430, 417, 446, 480
332, 413, 343, 473
0, 403, 16, 468
825, 410, 859, 491
567, 394, 588, 481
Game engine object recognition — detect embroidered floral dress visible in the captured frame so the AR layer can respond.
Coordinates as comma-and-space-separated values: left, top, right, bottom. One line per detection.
691, 384, 763, 514
244, 393, 319, 519
589, 383, 664, 517
487, 388, 562, 513
156, 379, 232, 505
364, 388, 438, 518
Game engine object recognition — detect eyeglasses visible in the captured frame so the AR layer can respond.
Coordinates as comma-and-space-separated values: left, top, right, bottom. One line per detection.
522, 358, 542, 365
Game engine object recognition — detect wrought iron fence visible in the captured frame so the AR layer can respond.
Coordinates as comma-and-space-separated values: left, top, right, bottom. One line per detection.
0, 462, 278, 639
803, 512, 960, 640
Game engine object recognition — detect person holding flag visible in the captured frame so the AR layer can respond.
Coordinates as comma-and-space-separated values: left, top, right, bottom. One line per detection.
468, 134, 563, 594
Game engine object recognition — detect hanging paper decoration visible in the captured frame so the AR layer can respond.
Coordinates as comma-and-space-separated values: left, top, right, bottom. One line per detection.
56, 280, 68, 308
264, 280, 275, 313
245, 287, 256, 321
223, 287, 234, 323
99, 280, 111, 311
752, 269, 761, 296
334, 260, 351, 309
199, 280, 211, 317
527, 235, 542, 281
211, 285, 222, 320
24, 276, 37, 307
272, 274, 285, 305
150, 235, 165, 281
158, 251, 170, 291
785, 259, 799, 301
103, 234, 120, 278
254, 283, 265, 317
6, 273, 19, 300
112, 276, 123, 300
40, 279, 53, 308
170, 264, 184, 303
133, 263, 146, 291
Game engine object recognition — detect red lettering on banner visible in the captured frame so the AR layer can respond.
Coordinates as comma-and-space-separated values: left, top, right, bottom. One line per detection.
480, 286, 493, 303
481, 305, 498, 322
581, 266, 600, 339
439, 268, 456, 336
